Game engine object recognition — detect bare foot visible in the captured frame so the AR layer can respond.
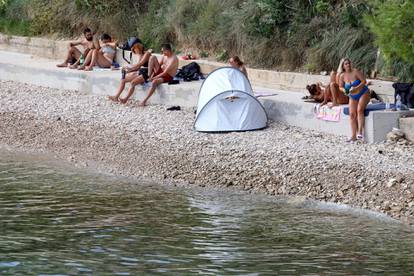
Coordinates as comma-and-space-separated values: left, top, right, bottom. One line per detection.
108, 96, 119, 102
119, 98, 128, 104
56, 63, 68, 68
138, 101, 147, 107
69, 64, 78, 69
77, 65, 85, 70
320, 101, 328, 107
84, 66, 93, 71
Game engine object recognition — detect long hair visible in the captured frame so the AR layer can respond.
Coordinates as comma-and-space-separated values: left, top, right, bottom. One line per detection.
340, 58, 352, 72
232, 56, 244, 66
131, 42, 145, 54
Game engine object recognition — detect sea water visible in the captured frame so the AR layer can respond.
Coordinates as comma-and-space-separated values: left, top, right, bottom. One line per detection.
1, 153, 414, 275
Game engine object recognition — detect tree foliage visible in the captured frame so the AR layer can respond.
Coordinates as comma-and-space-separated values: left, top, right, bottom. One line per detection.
0, 0, 413, 80
365, 0, 414, 65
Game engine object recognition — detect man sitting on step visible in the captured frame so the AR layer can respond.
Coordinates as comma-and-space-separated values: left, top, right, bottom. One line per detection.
56, 28, 99, 68
119, 43, 179, 106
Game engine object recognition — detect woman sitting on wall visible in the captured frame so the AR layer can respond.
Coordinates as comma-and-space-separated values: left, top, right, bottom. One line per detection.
229, 56, 248, 78
79, 33, 116, 71
108, 42, 152, 102
339, 58, 370, 142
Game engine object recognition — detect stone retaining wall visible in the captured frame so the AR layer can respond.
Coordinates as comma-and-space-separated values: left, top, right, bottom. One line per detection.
1, 33, 395, 100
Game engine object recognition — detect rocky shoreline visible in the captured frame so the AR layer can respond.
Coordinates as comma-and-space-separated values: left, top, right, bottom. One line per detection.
1, 80, 414, 224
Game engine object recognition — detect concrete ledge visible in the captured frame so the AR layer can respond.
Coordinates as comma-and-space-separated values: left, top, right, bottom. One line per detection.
400, 117, 414, 142
1, 33, 395, 100
1, 50, 412, 143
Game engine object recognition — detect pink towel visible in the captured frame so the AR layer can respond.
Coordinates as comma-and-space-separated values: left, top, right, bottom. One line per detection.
314, 104, 342, 122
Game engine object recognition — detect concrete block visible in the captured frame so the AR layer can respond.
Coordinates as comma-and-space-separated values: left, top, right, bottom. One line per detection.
400, 117, 414, 142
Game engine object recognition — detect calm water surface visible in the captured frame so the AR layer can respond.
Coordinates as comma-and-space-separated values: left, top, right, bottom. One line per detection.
1, 154, 414, 275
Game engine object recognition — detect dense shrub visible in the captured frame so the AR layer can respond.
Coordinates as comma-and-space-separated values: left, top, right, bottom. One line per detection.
0, 0, 412, 80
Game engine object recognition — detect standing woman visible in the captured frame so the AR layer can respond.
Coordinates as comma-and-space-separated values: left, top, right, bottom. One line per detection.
339, 58, 370, 142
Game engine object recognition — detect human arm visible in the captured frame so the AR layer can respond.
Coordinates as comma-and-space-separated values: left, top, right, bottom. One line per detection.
350, 70, 366, 93
339, 73, 347, 94
125, 52, 151, 72
69, 40, 82, 47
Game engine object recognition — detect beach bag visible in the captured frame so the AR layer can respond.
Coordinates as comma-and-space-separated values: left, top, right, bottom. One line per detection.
176, 62, 201, 81
393, 83, 414, 108
119, 37, 142, 64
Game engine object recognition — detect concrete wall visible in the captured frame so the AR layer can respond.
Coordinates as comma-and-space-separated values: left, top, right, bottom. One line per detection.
1, 33, 395, 100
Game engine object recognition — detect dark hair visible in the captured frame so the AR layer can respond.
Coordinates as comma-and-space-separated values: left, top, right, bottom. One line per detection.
83, 28, 92, 34
232, 56, 244, 66
306, 84, 318, 96
100, 33, 112, 41
161, 43, 172, 52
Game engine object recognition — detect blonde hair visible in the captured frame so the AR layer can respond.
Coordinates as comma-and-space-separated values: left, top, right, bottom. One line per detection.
337, 58, 345, 74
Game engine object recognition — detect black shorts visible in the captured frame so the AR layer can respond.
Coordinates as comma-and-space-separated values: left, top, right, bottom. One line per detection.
138, 67, 149, 81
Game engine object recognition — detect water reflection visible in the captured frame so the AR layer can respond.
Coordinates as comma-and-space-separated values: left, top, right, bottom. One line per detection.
1, 155, 414, 275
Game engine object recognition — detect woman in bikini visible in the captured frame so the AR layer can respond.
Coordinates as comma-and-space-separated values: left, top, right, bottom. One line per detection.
108, 42, 152, 102
339, 58, 370, 142
79, 33, 116, 71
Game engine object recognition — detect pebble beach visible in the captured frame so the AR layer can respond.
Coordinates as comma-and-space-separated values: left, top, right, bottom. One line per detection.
1, 80, 414, 224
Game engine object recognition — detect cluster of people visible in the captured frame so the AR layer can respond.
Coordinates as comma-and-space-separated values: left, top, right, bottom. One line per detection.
306, 58, 372, 142
57, 28, 370, 143
57, 28, 179, 107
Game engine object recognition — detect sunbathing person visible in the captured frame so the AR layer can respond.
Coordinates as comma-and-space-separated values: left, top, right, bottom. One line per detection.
118, 43, 179, 106
79, 34, 116, 71
306, 59, 349, 106
339, 58, 370, 142
57, 28, 99, 68
229, 56, 248, 78
108, 42, 152, 102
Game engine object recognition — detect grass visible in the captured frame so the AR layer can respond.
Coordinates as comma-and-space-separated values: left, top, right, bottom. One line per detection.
0, 18, 33, 36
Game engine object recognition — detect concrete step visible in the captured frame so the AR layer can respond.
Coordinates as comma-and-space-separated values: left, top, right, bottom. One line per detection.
1, 33, 395, 101
1, 50, 413, 143
400, 117, 414, 142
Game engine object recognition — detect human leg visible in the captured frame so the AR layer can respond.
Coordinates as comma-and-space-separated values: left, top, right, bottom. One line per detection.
138, 78, 163, 106
57, 45, 81, 67
348, 98, 358, 141
96, 53, 113, 68
108, 73, 137, 102
119, 75, 145, 104
148, 56, 160, 78
84, 49, 99, 71
356, 91, 370, 138
78, 50, 93, 70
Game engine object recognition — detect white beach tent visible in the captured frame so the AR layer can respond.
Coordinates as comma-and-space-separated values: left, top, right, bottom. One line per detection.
195, 67, 268, 132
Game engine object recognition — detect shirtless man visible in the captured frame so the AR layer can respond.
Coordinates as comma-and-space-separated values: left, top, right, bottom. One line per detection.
56, 28, 99, 68
119, 43, 179, 106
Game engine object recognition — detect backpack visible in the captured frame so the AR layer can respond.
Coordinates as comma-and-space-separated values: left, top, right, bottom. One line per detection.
119, 37, 142, 64
392, 83, 414, 108
176, 62, 202, 81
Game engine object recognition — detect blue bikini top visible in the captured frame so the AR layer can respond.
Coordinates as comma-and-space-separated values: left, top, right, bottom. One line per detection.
344, 79, 361, 90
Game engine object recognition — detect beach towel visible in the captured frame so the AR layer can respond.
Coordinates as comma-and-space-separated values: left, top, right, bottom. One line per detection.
254, 92, 278, 98
314, 104, 342, 122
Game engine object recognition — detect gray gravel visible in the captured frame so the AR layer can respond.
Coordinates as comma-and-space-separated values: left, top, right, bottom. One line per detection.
1, 80, 414, 223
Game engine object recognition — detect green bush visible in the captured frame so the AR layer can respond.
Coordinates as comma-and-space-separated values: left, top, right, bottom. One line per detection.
0, 0, 412, 80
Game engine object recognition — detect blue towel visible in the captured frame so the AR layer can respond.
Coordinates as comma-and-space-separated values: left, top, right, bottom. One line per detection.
343, 103, 393, 117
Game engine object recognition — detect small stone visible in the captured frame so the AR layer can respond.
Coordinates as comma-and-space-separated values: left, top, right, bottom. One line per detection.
387, 178, 398, 188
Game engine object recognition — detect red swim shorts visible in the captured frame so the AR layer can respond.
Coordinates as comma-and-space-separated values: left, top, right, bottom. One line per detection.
155, 68, 174, 83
